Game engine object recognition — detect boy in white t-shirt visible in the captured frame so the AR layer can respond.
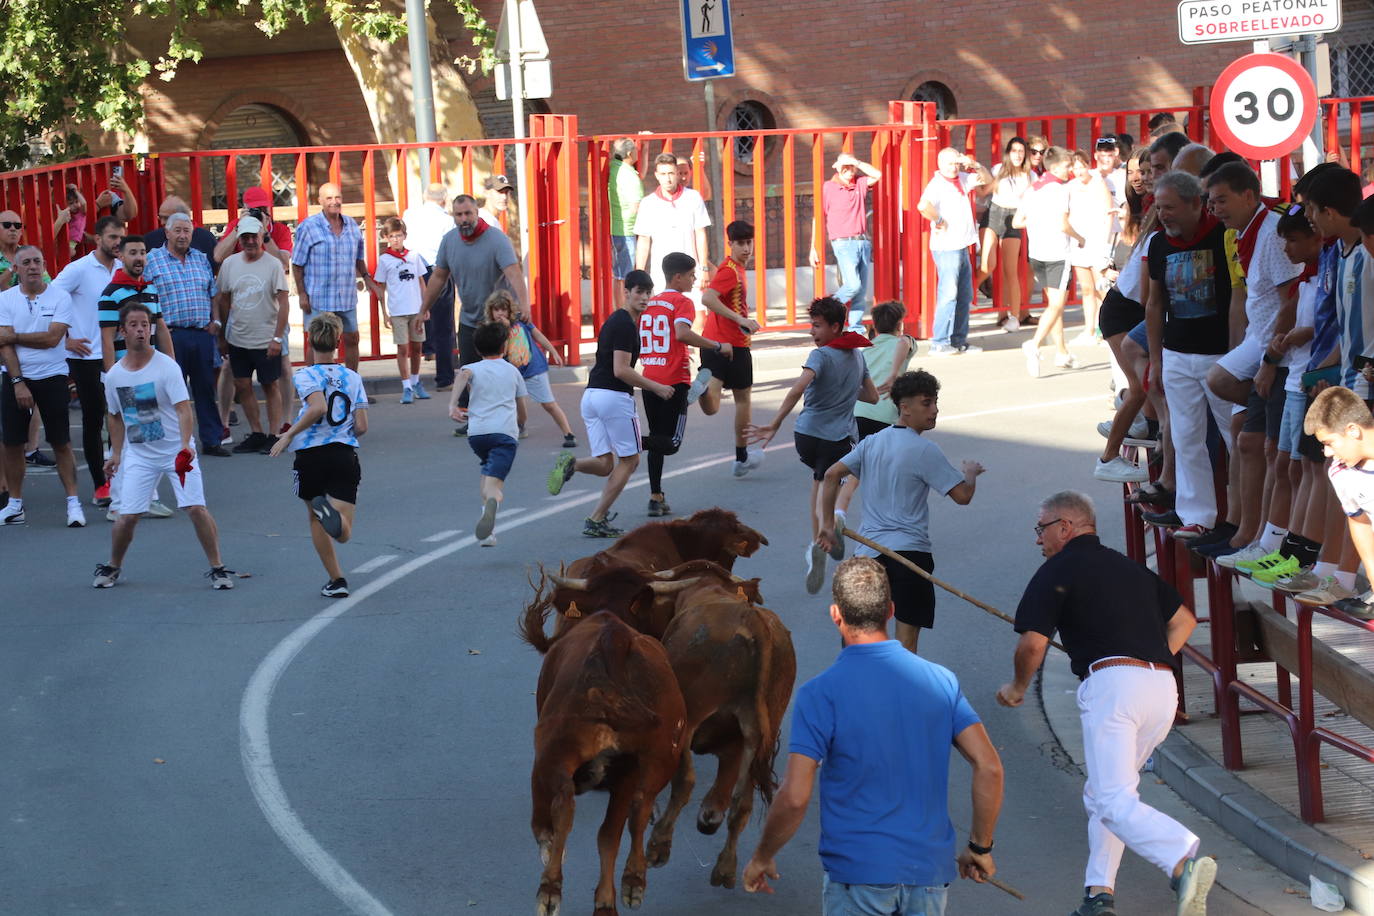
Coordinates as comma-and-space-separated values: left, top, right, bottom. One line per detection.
373, 217, 430, 404
1304, 386, 1374, 619
449, 320, 529, 546
94, 302, 235, 590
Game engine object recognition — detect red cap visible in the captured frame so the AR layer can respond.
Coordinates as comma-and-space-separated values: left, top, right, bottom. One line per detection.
243, 187, 271, 208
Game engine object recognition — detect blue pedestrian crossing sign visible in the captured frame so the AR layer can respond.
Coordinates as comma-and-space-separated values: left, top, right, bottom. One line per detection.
681, 0, 735, 81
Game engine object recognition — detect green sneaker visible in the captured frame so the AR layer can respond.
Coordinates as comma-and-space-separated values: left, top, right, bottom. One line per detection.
547, 450, 575, 495
1273, 566, 1320, 594
583, 515, 623, 538
1250, 554, 1301, 585
1235, 547, 1284, 573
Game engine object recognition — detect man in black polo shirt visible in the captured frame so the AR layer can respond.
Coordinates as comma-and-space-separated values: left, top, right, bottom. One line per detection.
996, 491, 1215, 916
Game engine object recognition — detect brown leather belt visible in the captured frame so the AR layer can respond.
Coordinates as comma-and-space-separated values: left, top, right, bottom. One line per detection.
1088, 657, 1168, 676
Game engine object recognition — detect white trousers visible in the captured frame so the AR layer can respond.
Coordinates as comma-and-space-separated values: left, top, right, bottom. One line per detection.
1077, 664, 1199, 889
1162, 349, 1234, 528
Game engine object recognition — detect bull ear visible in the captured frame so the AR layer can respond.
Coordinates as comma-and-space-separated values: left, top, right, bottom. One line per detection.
566, 601, 581, 619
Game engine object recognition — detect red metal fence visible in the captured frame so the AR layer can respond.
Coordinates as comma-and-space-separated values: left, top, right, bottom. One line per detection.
4, 92, 1371, 362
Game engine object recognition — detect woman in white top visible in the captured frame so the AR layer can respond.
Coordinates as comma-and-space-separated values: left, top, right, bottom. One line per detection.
1067, 149, 1115, 344
978, 136, 1033, 332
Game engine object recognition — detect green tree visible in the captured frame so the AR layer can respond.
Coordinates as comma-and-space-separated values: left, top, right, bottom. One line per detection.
0, 0, 494, 170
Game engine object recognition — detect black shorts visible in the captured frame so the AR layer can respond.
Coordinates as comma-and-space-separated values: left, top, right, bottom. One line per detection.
641, 382, 688, 454
699, 345, 753, 390
1299, 392, 1325, 462
228, 345, 283, 384
876, 550, 937, 629
292, 443, 361, 504
855, 416, 890, 441
794, 432, 852, 482
1241, 369, 1288, 439
1, 374, 71, 447
1098, 287, 1145, 339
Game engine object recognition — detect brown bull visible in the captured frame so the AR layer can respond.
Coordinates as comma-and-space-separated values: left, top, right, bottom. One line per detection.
521, 604, 686, 916
565, 508, 768, 581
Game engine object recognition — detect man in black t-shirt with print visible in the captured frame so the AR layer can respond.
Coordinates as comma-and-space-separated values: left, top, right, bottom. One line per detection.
547, 270, 673, 537
1142, 170, 1234, 541
996, 490, 1215, 916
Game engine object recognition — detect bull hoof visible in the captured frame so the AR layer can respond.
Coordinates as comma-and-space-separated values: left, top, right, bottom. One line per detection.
645, 834, 673, 868
709, 863, 736, 888
696, 809, 723, 835
593, 904, 619, 916
621, 876, 645, 909
535, 885, 561, 916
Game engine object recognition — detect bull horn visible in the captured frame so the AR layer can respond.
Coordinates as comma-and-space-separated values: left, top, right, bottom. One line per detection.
648, 577, 701, 595
651, 569, 679, 580
549, 574, 590, 590
565, 601, 582, 619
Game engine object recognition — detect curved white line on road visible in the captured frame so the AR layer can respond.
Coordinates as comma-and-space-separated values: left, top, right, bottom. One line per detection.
239, 393, 1101, 914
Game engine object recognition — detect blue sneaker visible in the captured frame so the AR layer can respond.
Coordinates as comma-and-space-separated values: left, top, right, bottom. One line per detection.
400, 387, 414, 405
413, 380, 431, 400
1171, 855, 1217, 915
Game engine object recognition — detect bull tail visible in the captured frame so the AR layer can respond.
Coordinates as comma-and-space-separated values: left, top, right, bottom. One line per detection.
583, 623, 661, 729
749, 612, 796, 807
519, 566, 556, 655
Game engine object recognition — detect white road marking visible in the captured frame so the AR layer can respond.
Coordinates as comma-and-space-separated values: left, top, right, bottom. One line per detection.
501, 506, 528, 517
351, 555, 398, 575
421, 530, 460, 542
938, 393, 1106, 424
239, 391, 1096, 914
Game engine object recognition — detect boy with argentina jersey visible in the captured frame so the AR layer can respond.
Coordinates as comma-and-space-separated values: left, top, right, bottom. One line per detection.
289, 363, 368, 450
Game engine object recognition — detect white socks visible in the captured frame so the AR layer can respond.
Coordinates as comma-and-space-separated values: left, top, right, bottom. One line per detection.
1314, 561, 1338, 578
1258, 525, 1287, 553
1335, 570, 1357, 590
409, 373, 420, 385
402, 379, 413, 390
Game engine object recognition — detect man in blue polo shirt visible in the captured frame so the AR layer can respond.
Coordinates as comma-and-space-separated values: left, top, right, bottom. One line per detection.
742, 557, 1004, 914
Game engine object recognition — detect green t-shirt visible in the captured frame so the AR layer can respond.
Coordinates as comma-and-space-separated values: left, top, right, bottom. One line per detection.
609, 159, 643, 237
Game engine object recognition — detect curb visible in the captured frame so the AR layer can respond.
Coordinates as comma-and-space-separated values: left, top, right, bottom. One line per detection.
1155, 731, 1374, 914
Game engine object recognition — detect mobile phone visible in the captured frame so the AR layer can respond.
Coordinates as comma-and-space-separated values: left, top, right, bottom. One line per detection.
111, 165, 123, 180
1354, 355, 1374, 373
1301, 365, 1340, 389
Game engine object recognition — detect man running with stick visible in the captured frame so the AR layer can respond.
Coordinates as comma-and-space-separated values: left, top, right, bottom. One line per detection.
817, 369, 984, 654
996, 490, 1215, 916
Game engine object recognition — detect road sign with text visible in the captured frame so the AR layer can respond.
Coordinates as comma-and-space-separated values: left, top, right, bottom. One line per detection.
681, 0, 735, 81
1177, 0, 1340, 45
1209, 52, 1318, 160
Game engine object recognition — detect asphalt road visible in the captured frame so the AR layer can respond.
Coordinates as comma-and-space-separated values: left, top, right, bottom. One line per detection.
0, 330, 1307, 915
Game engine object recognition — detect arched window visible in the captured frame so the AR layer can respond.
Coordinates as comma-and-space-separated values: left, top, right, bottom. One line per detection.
910, 81, 958, 120
206, 104, 307, 210
726, 99, 777, 170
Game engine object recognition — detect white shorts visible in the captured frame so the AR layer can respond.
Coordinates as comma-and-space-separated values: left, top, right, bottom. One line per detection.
580, 387, 640, 459
114, 446, 206, 515
1215, 335, 1264, 383
524, 370, 555, 405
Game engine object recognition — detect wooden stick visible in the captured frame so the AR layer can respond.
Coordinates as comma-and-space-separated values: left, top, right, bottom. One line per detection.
984, 874, 1026, 900
842, 527, 1066, 654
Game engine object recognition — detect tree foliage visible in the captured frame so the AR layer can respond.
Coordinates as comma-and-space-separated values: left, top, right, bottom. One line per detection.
0, 0, 494, 170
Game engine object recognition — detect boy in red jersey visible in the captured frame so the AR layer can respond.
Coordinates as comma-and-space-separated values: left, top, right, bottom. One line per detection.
640, 251, 733, 516
690, 220, 767, 477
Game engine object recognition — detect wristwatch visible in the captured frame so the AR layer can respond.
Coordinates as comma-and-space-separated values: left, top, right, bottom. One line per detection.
271, 336, 284, 345
967, 840, 994, 856
715, 341, 723, 352
10, 375, 24, 385
1262, 350, 1281, 366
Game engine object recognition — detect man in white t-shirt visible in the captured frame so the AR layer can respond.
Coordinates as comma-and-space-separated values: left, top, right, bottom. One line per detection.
52, 215, 121, 505
1014, 147, 1084, 376
94, 300, 234, 589
0, 246, 84, 527
216, 216, 290, 454
918, 148, 992, 356
635, 152, 712, 295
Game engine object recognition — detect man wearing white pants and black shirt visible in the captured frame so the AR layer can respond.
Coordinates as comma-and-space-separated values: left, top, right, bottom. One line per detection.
93, 301, 235, 590
998, 491, 1216, 916
1141, 171, 1235, 541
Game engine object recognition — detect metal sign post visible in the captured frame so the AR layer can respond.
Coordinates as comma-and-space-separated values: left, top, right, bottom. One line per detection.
681, 0, 734, 263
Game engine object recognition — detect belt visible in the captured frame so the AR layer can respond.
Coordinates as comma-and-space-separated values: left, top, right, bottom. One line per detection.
1088, 657, 1169, 676
169, 325, 207, 331
832, 234, 868, 242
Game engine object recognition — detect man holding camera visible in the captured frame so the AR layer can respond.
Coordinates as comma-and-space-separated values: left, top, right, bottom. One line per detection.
214, 187, 292, 268
918, 148, 993, 356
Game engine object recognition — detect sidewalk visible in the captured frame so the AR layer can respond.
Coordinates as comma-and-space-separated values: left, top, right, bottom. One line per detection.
1040, 558, 1373, 915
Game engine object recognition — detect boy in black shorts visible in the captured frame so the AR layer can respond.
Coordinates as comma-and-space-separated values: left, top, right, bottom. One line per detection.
746, 296, 878, 593
691, 220, 765, 477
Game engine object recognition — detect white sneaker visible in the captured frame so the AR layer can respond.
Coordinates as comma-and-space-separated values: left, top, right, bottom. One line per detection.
1070, 331, 1098, 347
928, 343, 958, 357
1097, 415, 1149, 440
686, 367, 713, 405
1022, 340, 1040, 378
804, 543, 826, 595
146, 500, 173, 519
66, 503, 86, 528
475, 497, 498, 540
1094, 456, 1149, 483
1216, 543, 1267, 569
1, 502, 25, 525
1002, 315, 1021, 333
479, 534, 497, 547
1054, 353, 1082, 370
958, 344, 984, 354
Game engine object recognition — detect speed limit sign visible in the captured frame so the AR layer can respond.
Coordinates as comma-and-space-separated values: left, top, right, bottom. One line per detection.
1209, 52, 1318, 160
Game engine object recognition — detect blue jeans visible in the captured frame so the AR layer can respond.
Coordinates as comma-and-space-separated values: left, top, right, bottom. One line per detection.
169, 327, 222, 448
832, 238, 872, 328
931, 248, 973, 348
822, 874, 947, 916
424, 274, 456, 387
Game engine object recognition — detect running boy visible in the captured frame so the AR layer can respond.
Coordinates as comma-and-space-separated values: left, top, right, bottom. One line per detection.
1304, 386, 1374, 619
93, 302, 236, 589
548, 270, 673, 538
818, 369, 984, 653
373, 217, 430, 403
689, 219, 765, 477
745, 296, 878, 592
449, 319, 528, 546
639, 251, 732, 517
484, 289, 576, 448
268, 313, 369, 598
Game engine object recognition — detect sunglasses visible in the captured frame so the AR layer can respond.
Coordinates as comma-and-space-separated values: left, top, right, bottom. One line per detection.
0, 221, 22, 230
1095, 138, 1118, 149
1029, 148, 1046, 155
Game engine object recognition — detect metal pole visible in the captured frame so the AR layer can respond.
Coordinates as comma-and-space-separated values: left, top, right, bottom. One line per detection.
405, 0, 438, 202
703, 79, 724, 264
1301, 33, 1325, 161
505, 0, 530, 261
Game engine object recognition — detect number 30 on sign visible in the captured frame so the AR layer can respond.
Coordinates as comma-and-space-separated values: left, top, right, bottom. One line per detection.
1209, 52, 1318, 161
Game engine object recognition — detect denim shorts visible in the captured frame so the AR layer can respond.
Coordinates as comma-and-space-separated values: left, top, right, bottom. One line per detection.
1279, 388, 1307, 456
821, 873, 948, 916
1126, 319, 1149, 355
468, 432, 517, 480
319, 307, 359, 334
611, 235, 635, 280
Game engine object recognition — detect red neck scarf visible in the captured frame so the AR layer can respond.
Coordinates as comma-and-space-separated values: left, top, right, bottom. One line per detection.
655, 186, 685, 202
459, 220, 488, 243
112, 268, 148, 289
384, 246, 409, 259
1031, 173, 1065, 192
1234, 204, 1266, 274
825, 331, 873, 350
